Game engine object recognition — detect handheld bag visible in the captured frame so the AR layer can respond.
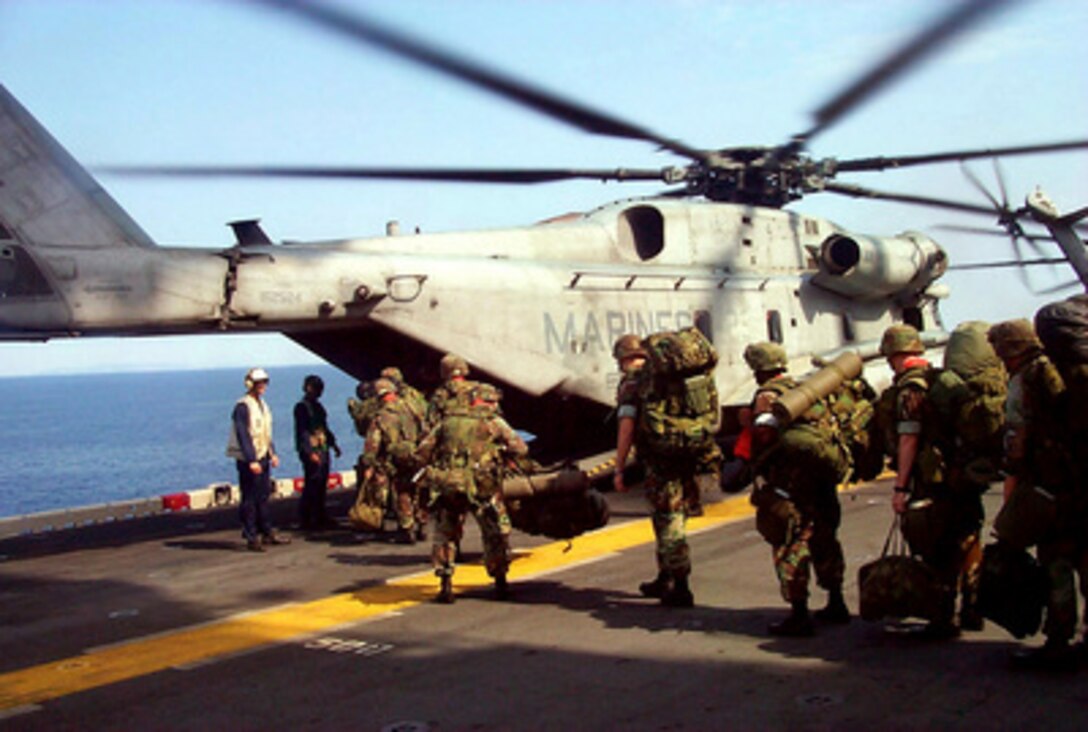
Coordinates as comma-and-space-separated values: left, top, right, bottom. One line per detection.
858, 517, 944, 622
976, 541, 1047, 639
347, 472, 386, 531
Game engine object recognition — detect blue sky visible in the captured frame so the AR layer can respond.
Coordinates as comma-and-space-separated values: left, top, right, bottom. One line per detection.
0, 0, 1085, 376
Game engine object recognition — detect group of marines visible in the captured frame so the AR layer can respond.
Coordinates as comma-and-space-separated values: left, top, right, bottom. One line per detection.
347, 354, 527, 604
611, 310, 1088, 671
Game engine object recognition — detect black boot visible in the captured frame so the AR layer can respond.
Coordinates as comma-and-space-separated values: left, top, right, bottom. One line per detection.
436, 575, 455, 604
769, 601, 814, 637
661, 576, 694, 608
1010, 639, 1078, 672
814, 587, 850, 624
494, 573, 510, 601
639, 571, 669, 599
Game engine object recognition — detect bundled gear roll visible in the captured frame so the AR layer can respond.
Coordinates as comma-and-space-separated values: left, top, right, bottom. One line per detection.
504, 465, 610, 540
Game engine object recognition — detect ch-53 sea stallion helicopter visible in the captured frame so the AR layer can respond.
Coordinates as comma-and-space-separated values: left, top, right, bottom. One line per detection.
0, 0, 1086, 461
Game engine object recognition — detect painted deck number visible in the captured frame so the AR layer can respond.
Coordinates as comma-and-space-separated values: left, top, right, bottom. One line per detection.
304, 637, 393, 657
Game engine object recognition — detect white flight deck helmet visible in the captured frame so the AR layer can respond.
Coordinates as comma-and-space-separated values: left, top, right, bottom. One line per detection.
244, 367, 270, 390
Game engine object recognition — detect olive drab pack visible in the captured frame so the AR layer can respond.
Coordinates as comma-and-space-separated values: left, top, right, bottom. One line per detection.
1036, 296, 1088, 456
827, 375, 880, 481
930, 321, 1007, 480
637, 327, 720, 457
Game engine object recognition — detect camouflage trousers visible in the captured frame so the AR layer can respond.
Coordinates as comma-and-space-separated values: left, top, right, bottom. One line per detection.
432, 491, 511, 579
645, 458, 697, 579
771, 500, 845, 604
372, 472, 425, 532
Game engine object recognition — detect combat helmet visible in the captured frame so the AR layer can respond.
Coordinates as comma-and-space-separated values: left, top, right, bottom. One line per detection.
879, 324, 925, 357
440, 353, 470, 380
472, 383, 503, 403
988, 319, 1042, 361
372, 377, 397, 397
612, 334, 648, 361
743, 342, 788, 372
380, 366, 404, 385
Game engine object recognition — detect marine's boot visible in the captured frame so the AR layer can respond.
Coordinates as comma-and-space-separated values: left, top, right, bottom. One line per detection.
958, 605, 984, 632
921, 591, 960, 640
639, 571, 670, 599
769, 601, 814, 637
1010, 639, 1078, 672
494, 573, 511, 601
436, 575, 455, 605
661, 576, 694, 608
814, 587, 850, 624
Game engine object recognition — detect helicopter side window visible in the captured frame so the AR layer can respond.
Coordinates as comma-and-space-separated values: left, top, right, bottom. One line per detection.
766, 309, 783, 344
694, 309, 713, 342
617, 205, 664, 261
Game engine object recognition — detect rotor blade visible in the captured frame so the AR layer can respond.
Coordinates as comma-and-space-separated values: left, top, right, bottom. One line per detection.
97, 164, 670, 185
255, 0, 704, 162
948, 257, 1067, 271
932, 224, 1056, 242
791, 0, 1014, 148
960, 163, 1001, 210
822, 182, 998, 216
836, 139, 1088, 172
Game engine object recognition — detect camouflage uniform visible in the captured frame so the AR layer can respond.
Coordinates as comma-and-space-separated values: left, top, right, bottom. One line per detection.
381, 367, 429, 535
416, 384, 528, 602
381, 366, 428, 431
990, 320, 1080, 662
360, 381, 422, 540
617, 364, 707, 601
880, 324, 971, 637
744, 342, 850, 635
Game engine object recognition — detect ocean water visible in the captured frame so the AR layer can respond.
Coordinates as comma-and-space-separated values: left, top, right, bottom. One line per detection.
0, 366, 362, 518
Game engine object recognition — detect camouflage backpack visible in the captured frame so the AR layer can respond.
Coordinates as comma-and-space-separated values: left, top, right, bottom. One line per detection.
637, 327, 720, 457
1036, 296, 1088, 454
929, 321, 1007, 480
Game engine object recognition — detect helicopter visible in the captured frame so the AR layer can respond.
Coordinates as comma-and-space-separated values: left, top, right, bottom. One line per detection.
0, 0, 1086, 460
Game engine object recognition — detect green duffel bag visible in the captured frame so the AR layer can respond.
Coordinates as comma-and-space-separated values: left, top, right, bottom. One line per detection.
858, 518, 945, 622
992, 484, 1058, 549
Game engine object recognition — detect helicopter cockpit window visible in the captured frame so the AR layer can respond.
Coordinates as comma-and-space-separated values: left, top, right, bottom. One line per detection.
617, 205, 664, 261
766, 309, 783, 344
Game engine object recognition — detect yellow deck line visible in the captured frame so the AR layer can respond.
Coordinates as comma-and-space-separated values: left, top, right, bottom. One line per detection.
0, 485, 862, 710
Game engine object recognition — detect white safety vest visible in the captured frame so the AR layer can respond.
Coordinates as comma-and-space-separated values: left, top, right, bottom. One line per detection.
226, 394, 273, 461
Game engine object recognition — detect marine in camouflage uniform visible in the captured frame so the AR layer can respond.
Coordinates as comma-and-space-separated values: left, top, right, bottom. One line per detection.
381, 366, 430, 539
880, 324, 967, 639
360, 378, 423, 544
426, 353, 482, 428
613, 333, 717, 608
416, 383, 528, 603
347, 380, 380, 437
990, 319, 1081, 670
745, 342, 850, 637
